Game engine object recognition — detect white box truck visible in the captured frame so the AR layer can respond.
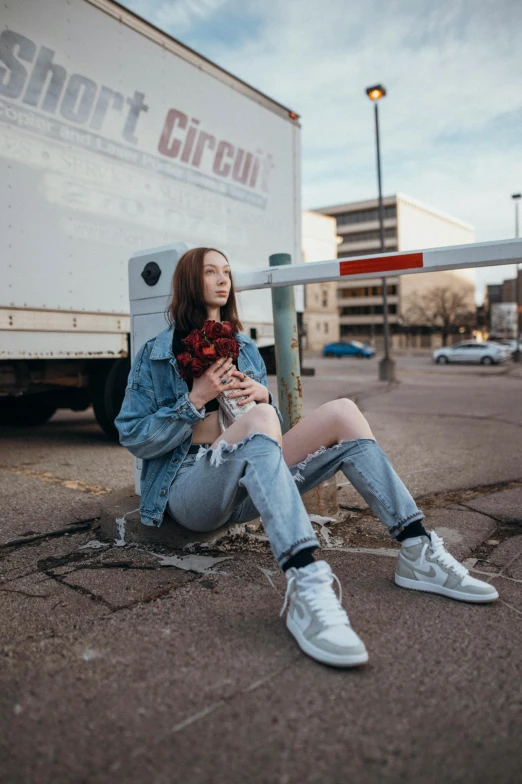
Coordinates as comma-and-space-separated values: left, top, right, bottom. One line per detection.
0, 0, 301, 437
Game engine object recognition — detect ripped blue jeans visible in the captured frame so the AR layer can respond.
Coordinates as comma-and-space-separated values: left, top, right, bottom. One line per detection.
167, 435, 424, 569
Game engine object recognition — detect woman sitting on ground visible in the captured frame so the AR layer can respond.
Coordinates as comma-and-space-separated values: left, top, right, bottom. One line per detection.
115, 247, 498, 668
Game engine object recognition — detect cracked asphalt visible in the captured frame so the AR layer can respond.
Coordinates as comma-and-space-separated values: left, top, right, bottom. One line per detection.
1, 353, 521, 784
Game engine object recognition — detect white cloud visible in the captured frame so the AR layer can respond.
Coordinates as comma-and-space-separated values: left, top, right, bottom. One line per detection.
124, 0, 227, 35
122, 0, 522, 292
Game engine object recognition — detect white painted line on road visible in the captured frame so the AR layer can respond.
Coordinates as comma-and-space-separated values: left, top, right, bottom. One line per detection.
127, 665, 292, 761
133, 701, 225, 747
244, 666, 289, 693
167, 702, 225, 734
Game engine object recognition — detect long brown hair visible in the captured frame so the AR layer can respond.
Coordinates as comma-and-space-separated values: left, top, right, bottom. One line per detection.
167, 247, 243, 334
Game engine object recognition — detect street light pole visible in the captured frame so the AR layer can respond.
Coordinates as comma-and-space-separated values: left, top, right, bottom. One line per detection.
374, 102, 390, 360
512, 193, 521, 362
366, 84, 396, 382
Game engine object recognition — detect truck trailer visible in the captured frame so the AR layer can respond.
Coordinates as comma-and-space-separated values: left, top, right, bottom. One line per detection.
0, 0, 301, 437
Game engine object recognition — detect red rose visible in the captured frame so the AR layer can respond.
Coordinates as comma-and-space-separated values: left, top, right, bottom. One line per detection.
214, 337, 239, 359
190, 358, 205, 378
182, 330, 200, 349
221, 321, 234, 337
176, 352, 192, 367
194, 340, 217, 361
202, 320, 225, 339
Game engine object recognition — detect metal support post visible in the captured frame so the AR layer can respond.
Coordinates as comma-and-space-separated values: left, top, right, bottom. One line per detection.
269, 253, 303, 433
269, 253, 337, 514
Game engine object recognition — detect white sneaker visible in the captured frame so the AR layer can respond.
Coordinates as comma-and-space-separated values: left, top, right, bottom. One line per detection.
395, 531, 499, 603
281, 560, 369, 667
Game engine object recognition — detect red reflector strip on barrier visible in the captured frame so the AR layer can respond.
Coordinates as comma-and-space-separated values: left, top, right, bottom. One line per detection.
340, 252, 424, 276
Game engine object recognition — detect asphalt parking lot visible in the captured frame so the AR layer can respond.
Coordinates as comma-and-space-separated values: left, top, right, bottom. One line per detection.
1, 352, 521, 783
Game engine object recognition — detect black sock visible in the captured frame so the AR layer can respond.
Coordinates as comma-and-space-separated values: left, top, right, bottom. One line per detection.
397, 520, 429, 542
282, 547, 318, 572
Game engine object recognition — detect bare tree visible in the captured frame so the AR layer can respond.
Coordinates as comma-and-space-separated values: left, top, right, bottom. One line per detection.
402, 286, 476, 346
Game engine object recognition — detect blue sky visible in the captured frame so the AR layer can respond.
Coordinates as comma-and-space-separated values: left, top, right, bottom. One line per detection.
120, 0, 522, 302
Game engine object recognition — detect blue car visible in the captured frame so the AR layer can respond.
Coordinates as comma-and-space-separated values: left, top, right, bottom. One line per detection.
322, 340, 375, 358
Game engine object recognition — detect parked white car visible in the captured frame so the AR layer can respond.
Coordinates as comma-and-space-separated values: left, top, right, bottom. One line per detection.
494, 339, 522, 356
432, 341, 512, 365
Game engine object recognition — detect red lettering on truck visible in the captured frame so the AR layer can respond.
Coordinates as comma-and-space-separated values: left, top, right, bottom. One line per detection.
157, 107, 271, 192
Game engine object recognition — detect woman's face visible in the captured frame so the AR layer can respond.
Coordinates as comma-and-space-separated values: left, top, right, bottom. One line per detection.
202, 250, 231, 312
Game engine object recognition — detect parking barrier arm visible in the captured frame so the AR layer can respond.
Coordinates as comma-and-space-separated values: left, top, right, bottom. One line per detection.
234, 239, 522, 291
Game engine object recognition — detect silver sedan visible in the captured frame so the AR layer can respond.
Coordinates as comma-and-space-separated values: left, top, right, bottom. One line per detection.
432, 341, 512, 365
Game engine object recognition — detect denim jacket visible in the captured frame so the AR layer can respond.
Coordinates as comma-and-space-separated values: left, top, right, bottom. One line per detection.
115, 324, 282, 527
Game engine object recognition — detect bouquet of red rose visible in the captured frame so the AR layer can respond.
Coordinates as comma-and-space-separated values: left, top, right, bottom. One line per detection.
176, 319, 239, 380
175, 320, 256, 428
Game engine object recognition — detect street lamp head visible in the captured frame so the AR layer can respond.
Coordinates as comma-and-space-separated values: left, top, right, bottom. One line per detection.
366, 84, 386, 101
512, 193, 522, 200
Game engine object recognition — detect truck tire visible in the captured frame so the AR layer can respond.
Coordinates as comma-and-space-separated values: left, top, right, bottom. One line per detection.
91, 358, 130, 441
0, 397, 57, 427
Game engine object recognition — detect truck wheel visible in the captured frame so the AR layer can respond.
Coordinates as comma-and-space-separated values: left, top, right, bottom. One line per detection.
91, 358, 130, 441
0, 397, 57, 427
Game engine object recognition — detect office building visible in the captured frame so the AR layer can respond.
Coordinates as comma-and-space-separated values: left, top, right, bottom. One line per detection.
314, 193, 476, 348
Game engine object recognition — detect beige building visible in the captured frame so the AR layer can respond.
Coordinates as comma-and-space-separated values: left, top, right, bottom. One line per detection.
314, 193, 476, 348
301, 211, 340, 351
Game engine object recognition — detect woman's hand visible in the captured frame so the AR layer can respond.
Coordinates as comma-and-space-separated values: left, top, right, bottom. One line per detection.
224, 369, 270, 406
188, 358, 240, 410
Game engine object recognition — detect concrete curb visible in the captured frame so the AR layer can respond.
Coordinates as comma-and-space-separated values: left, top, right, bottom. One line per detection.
98, 487, 250, 549
98, 482, 519, 557
99, 476, 339, 550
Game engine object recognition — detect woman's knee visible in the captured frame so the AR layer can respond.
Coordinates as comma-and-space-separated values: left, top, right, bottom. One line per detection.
323, 398, 360, 422
243, 403, 282, 441
325, 397, 374, 439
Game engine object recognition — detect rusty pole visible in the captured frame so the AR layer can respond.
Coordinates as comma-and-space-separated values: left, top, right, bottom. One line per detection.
269, 253, 303, 432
